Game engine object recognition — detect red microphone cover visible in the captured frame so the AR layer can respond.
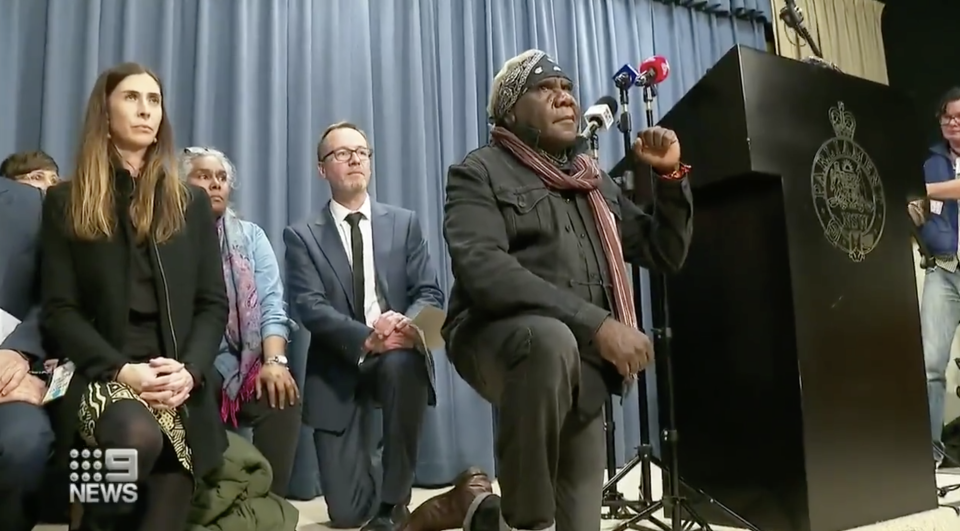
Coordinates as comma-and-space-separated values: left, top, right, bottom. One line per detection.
639, 55, 670, 84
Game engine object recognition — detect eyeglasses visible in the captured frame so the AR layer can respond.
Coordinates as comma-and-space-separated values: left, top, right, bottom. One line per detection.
940, 115, 960, 126
321, 147, 373, 163
15, 170, 58, 185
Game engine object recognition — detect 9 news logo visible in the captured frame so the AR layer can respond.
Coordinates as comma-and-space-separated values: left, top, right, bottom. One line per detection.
67, 448, 139, 503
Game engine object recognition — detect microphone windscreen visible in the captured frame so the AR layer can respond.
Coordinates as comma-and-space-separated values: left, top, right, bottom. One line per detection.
596, 95, 619, 116
639, 56, 670, 84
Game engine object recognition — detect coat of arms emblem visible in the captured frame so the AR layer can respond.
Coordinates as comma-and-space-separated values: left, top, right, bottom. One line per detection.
810, 102, 886, 262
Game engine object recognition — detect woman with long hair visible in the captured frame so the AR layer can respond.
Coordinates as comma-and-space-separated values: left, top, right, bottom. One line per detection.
179, 146, 300, 496
40, 62, 228, 531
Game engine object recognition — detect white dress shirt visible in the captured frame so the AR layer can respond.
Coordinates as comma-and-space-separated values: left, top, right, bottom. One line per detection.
329, 196, 382, 328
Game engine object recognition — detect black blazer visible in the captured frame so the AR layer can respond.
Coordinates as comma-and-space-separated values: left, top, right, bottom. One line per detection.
40, 175, 229, 478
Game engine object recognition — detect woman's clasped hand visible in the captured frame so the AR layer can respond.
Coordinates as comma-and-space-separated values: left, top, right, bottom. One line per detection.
116, 358, 194, 409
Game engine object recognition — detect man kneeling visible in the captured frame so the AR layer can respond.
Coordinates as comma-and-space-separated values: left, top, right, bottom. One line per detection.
417, 50, 694, 531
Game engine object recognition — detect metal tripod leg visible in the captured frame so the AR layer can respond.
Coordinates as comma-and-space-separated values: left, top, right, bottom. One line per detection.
613, 500, 670, 531
602, 264, 657, 517
618, 494, 759, 531
603, 397, 638, 519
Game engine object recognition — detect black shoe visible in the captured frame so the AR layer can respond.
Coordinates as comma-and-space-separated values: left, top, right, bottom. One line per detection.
464, 494, 503, 531
360, 513, 402, 531
393, 504, 411, 524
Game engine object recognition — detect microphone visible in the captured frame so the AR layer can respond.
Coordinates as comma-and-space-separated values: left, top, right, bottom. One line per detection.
612, 64, 640, 90
637, 56, 670, 87
579, 96, 619, 139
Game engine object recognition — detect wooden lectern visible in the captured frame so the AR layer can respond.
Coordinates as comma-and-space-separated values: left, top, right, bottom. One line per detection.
654, 45, 936, 531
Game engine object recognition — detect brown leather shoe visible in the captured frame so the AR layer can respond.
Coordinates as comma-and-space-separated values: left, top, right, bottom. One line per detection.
401, 466, 493, 531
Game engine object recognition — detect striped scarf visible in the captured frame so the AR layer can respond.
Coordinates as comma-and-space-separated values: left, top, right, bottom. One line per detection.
491, 126, 637, 330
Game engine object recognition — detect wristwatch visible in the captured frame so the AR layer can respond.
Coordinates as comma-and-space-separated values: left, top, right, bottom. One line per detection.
265, 355, 288, 366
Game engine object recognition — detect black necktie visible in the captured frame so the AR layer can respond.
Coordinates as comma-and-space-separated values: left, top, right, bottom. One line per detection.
345, 212, 366, 322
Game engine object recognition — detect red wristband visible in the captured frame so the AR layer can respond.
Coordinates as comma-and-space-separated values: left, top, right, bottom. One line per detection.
658, 163, 691, 181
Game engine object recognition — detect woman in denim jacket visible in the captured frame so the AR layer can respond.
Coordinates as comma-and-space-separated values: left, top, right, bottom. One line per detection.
179, 146, 300, 496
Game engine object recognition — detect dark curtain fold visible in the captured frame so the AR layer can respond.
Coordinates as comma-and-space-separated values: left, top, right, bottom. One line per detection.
653, 0, 771, 20
881, 0, 959, 146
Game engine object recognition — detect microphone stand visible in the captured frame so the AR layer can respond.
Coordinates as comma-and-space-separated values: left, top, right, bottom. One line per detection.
601, 72, 654, 523
614, 84, 764, 531
779, 1, 822, 58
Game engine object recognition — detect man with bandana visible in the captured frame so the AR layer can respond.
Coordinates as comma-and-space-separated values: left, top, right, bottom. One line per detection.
403, 50, 693, 531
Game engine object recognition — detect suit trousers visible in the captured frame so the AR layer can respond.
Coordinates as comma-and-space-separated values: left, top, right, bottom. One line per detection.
0, 401, 54, 531
450, 314, 606, 531
314, 349, 429, 528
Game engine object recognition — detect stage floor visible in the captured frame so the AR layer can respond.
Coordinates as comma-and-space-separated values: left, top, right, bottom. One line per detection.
34, 466, 960, 531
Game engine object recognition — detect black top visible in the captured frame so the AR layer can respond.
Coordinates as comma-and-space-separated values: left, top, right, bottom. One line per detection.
115, 170, 163, 364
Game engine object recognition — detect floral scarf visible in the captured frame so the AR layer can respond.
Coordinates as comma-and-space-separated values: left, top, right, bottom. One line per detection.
217, 208, 263, 426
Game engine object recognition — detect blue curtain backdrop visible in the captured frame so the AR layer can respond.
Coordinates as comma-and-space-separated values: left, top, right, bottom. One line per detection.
0, 0, 770, 497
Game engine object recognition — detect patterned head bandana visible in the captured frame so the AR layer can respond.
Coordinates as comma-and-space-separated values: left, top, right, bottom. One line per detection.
488, 49, 572, 124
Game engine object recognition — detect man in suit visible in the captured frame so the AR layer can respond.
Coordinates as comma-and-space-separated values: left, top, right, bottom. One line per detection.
0, 173, 55, 531
284, 121, 446, 531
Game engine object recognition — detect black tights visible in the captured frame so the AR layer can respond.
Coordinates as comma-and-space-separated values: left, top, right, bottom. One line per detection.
83, 400, 193, 531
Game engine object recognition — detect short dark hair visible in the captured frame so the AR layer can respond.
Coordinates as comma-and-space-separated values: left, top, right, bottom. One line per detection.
0, 150, 59, 179
937, 87, 960, 119
317, 121, 369, 162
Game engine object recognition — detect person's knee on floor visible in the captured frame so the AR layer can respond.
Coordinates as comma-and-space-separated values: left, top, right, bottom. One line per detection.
326, 490, 377, 529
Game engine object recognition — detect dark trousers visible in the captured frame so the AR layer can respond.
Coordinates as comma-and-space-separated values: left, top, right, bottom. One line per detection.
450, 315, 606, 531
0, 401, 54, 531
211, 369, 302, 497
315, 349, 429, 528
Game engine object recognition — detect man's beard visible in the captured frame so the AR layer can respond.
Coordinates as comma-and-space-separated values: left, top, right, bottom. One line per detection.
340, 174, 368, 194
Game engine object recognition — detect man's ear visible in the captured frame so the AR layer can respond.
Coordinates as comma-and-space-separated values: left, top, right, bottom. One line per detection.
317, 163, 326, 179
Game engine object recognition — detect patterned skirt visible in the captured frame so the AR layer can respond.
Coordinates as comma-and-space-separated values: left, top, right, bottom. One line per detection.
77, 381, 193, 472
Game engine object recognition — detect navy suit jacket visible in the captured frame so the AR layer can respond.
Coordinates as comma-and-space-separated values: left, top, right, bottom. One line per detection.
284, 200, 444, 432
0, 179, 45, 361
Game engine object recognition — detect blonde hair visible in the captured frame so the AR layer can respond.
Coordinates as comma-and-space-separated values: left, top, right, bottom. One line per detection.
69, 62, 188, 243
